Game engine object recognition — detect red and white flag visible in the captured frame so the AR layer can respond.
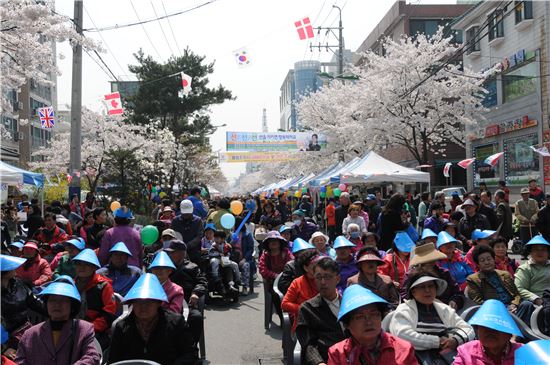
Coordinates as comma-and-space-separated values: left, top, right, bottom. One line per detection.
443, 162, 452, 178
66, 174, 73, 184
295, 17, 314, 40
180, 72, 192, 96
484, 152, 504, 167
104, 92, 123, 115
457, 158, 476, 169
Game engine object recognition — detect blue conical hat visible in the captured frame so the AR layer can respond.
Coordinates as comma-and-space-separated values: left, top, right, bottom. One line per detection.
333, 236, 356, 250
394, 232, 415, 253
514, 340, 550, 365
291, 238, 315, 254
40, 282, 81, 302
65, 238, 85, 251
148, 251, 176, 270
421, 228, 437, 240
436, 231, 459, 249
468, 299, 522, 337
338, 284, 388, 321
123, 273, 168, 303
109, 241, 132, 256
73, 248, 101, 268
0, 254, 26, 271
472, 229, 497, 241
525, 235, 550, 247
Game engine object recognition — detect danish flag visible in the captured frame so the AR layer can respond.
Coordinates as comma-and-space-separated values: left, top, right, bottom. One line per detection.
104, 92, 123, 115
457, 158, 476, 169
295, 17, 314, 40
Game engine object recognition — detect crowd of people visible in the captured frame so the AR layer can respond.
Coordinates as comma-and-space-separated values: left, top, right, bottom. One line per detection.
1, 180, 550, 364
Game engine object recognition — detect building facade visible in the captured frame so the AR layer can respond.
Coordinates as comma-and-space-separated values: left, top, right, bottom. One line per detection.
1, 37, 58, 167
354, 0, 475, 189
453, 0, 550, 196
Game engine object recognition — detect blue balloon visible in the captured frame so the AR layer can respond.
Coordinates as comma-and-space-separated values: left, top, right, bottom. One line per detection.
220, 213, 236, 229
320, 186, 327, 193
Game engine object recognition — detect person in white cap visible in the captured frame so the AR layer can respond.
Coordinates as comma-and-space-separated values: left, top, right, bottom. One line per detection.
171, 199, 204, 263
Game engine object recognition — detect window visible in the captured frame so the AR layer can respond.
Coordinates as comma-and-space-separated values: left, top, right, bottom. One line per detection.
503, 61, 537, 102
482, 78, 497, 107
488, 9, 504, 41
466, 26, 480, 54
409, 19, 459, 42
515, 1, 533, 24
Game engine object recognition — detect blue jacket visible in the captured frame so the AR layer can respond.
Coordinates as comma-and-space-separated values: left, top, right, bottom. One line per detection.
188, 196, 208, 219
96, 264, 142, 296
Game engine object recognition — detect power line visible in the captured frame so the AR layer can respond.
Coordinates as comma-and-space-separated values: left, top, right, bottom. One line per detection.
161, 0, 183, 57
92, 49, 118, 81
84, 49, 113, 80
83, 5, 127, 78
150, 1, 175, 57
129, 0, 164, 62
83, 0, 219, 32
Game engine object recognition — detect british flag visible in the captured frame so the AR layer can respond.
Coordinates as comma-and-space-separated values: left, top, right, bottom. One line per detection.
38, 107, 55, 129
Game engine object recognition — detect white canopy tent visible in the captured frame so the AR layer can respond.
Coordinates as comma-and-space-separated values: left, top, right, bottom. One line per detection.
317, 157, 362, 186
340, 151, 430, 184
0, 161, 45, 211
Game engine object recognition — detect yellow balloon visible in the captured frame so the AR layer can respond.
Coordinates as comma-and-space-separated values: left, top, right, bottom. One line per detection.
230, 200, 244, 215
294, 190, 302, 198
110, 201, 121, 212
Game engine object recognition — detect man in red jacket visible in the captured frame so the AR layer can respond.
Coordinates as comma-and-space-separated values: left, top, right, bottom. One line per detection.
15, 241, 52, 286
73, 248, 116, 349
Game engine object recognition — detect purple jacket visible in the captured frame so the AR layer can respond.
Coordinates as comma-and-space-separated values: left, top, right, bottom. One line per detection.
291, 221, 318, 242
337, 257, 359, 292
15, 319, 101, 365
99, 225, 143, 267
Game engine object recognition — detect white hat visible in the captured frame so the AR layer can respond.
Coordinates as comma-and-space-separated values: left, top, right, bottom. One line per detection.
309, 231, 329, 245
180, 199, 194, 214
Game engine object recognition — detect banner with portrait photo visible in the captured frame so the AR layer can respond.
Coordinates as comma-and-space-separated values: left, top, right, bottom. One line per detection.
226, 131, 327, 152
473, 143, 500, 187
504, 133, 540, 186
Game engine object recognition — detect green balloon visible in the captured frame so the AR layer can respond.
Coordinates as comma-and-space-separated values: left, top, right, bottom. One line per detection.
141, 225, 159, 246
334, 188, 341, 197
320, 192, 326, 198
302, 187, 307, 193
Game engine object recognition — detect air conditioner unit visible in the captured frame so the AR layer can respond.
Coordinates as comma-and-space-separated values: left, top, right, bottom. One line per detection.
13, 131, 23, 141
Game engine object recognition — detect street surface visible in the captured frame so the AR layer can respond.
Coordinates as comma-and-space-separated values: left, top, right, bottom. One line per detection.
204, 279, 284, 365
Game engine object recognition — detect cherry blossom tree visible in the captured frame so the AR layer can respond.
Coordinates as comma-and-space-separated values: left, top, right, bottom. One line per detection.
1, 0, 99, 111
30, 108, 156, 193
297, 28, 489, 166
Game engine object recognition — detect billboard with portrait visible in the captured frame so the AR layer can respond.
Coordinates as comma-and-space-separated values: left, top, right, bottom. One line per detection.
226, 132, 327, 152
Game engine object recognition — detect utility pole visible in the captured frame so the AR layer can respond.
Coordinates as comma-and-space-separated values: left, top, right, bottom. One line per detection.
309, 5, 345, 76
334, 5, 343, 76
69, 0, 83, 199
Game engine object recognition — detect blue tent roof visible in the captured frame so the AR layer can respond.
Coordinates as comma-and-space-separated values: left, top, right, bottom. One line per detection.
0, 161, 44, 187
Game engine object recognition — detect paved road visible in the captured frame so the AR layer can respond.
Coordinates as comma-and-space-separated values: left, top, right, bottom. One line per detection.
203, 279, 284, 365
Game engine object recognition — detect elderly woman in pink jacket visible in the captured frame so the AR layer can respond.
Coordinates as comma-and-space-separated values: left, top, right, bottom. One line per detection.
148, 251, 184, 314
454, 299, 523, 365
15, 277, 101, 365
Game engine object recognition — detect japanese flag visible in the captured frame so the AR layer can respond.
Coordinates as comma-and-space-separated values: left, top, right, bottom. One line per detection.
443, 162, 452, 178
181, 72, 192, 96
104, 92, 123, 115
